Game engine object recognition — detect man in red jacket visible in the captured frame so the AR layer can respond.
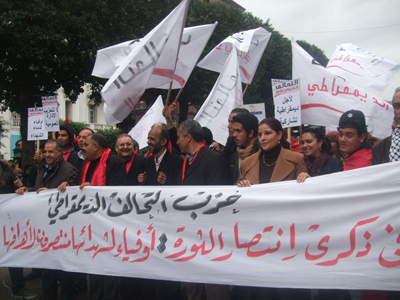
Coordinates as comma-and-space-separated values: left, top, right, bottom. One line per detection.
338, 109, 371, 171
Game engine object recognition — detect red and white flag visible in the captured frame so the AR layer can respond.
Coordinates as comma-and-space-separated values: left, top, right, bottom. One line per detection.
292, 39, 393, 139
197, 27, 271, 84
100, 0, 189, 122
93, 23, 217, 90
194, 47, 243, 145
326, 43, 400, 95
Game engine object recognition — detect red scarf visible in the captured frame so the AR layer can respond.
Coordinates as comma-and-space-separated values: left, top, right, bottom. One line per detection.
125, 151, 136, 175
79, 148, 111, 186
181, 143, 205, 185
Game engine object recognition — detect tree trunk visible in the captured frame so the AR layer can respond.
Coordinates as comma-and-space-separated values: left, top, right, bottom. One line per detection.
18, 67, 36, 169
178, 97, 188, 124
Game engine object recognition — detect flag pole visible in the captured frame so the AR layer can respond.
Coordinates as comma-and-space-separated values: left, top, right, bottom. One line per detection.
242, 83, 250, 97
165, 81, 173, 106
37, 140, 40, 153
287, 127, 291, 143
173, 88, 184, 105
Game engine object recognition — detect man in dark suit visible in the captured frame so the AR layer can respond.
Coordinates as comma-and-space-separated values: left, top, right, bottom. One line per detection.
176, 120, 230, 300
177, 119, 229, 186
78, 133, 126, 300
115, 133, 146, 185
373, 87, 400, 165
138, 122, 183, 186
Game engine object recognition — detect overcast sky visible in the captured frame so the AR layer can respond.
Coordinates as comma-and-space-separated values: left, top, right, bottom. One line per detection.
234, 0, 400, 101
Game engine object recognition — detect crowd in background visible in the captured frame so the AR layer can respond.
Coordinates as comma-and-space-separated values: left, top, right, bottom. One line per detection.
1, 87, 400, 300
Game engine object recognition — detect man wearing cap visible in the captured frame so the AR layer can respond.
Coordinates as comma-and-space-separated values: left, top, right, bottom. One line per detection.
338, 109, 372, 171
373, 87, 400, 165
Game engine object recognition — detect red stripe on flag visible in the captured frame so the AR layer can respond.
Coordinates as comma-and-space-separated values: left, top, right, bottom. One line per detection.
152, 68, 186, 87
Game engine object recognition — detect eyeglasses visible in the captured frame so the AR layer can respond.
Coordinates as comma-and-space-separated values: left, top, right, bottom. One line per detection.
393, 103, 400, 109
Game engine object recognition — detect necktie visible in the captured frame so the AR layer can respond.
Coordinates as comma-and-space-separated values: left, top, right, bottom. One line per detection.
389, 126, 400, 162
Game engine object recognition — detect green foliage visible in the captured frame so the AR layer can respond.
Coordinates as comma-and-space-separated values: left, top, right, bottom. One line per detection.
96, 128, 120, 155
59, 119, 90, 137
296, 40, 329, 67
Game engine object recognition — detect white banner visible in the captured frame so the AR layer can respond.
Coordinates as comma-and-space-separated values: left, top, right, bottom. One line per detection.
326, 43, 400, 95
1, 162, 400, 291
41, 96, 60, 132
128, 95, 166, 149
100, 0, 189, 122
272, 78, 301, 128
292, 39, 393, 140
197, 27, 271, 84
27, 107, 47, 141
194, 47, 243, 145
93, 23, 217, 90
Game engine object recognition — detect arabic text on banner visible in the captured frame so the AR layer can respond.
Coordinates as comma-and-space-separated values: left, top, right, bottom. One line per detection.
292, 38, 393, 139
1, 162, 400, 291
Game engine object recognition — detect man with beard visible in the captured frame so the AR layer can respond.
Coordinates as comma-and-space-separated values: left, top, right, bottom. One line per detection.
138, 123, 182, 186
231, 112, 259, 183
137, 123, 183, 300
116, 134, 145, 185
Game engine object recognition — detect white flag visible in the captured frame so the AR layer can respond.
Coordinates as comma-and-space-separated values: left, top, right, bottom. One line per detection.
326, 43, 400, 95
292, 39, 393, 139
92, 23, 217, 90
194, 47, 243, 145
128, 96, 166, 150
197, 27, 271, 84
103, 102, 122, 125
155, 22, 217, 89
100, 0, 189, 122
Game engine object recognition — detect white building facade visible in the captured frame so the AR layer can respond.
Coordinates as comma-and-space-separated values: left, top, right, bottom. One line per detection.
0, 84, 113, 160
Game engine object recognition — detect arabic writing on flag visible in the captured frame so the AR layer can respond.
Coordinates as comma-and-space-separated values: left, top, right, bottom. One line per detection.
197, 27, 271, 84
100, 0, 189, 122
326, 43, 400, 95
194, 47, 243, 145
292, 38, 393, 139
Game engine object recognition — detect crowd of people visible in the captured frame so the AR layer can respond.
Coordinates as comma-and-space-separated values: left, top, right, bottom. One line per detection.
1, 87, 399, 300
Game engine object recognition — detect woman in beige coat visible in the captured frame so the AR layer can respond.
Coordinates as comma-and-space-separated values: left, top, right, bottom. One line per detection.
237, 117, 306, 186
236, 117, 309, 299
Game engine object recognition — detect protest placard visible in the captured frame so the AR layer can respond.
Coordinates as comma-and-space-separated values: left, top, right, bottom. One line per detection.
41, 96, 60, 132
272, 78, 301, 128
27, 107, 47, 141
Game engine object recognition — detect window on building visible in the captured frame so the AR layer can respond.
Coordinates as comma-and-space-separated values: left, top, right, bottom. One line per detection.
89, 105, 96, 123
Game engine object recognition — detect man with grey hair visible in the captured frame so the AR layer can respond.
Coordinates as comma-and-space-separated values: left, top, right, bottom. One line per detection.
176, 119, 230, 300
373, 87, 400, 165
115, 133, 145, 185
138, 122, 182, 186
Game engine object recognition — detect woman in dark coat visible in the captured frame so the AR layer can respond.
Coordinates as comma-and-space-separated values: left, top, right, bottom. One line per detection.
297, 127, 343, 182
